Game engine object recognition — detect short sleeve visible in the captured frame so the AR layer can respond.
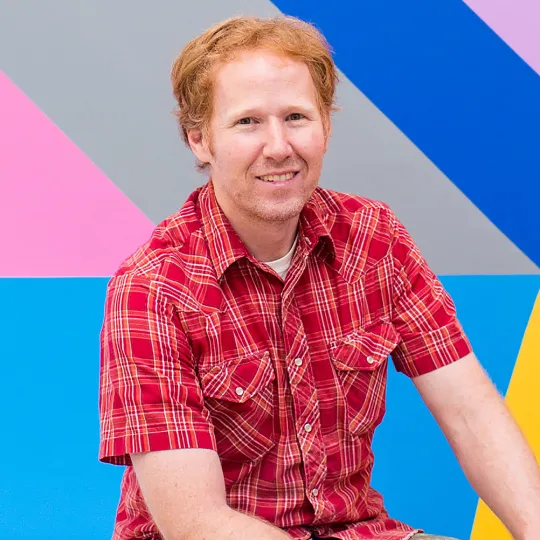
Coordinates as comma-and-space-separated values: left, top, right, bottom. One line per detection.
99, 273, 217, 465
388, 211, 473, 378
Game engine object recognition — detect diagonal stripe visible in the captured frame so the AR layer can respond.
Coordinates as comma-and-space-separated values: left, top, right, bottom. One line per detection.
463, 0, 540, 76
324, 77, 539, 275
0, 0, 281, 226
271, 0, 540, 268
470, 291, 540, 539
0, 1, 536, 274
0, 72, 154, 277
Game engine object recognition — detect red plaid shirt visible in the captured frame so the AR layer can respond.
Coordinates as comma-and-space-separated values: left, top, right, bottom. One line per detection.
99, 183, 472, 540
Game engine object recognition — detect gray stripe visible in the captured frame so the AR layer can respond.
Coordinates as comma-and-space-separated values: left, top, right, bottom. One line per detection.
0, 0, 279, 222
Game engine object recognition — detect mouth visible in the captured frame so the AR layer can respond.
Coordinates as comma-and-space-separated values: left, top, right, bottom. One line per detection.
256, 171, 299, 183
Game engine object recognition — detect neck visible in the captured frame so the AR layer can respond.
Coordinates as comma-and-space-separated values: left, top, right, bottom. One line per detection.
228, 213, 299, 262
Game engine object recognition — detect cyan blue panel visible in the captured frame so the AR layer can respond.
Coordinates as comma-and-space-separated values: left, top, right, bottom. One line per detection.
442, 275, 540, 396
271, 0, 540, 266
2, 276, 539, 538
0, 278, 122, 540
373, 275, 540, 539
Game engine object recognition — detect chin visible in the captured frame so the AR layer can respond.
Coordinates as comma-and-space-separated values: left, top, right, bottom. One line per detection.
257, 204, 304, 223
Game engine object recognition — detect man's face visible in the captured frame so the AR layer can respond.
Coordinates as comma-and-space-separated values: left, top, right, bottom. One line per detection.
189, 49, 329, 225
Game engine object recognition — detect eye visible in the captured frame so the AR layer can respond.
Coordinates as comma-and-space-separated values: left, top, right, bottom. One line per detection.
287, 113, 305, 121
237, 117, 254, 125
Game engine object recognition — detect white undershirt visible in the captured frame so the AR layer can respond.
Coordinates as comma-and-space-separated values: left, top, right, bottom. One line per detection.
266, 236, 298, 280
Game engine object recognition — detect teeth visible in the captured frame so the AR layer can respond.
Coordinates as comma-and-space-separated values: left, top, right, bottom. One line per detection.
259, 172, 295, 182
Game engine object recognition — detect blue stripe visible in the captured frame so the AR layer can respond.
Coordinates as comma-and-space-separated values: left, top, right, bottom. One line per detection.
2, 276, 538, 537
271, 0, 540, 266
0, 278, 122, 539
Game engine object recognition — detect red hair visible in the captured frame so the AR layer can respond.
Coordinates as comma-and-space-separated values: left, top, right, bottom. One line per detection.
171, 15, 339, 163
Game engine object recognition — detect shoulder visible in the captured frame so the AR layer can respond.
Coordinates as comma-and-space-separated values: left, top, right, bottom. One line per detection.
314, 187, 399, 243
314, 187, 396, 224
307, 188, 407, 282
107, 188, 211, 304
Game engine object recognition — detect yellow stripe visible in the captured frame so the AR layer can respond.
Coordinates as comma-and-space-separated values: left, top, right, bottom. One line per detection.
470, 291, 540, 539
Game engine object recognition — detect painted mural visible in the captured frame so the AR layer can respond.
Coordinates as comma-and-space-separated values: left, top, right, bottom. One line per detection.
1, 1, 538, 538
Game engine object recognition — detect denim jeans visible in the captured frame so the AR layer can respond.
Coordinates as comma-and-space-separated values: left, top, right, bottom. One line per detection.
411, 535, 460, 540
311, 534, 458, 540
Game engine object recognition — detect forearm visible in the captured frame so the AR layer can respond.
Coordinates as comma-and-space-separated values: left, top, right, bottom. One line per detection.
131, 449, 292, 540
442, 385, 540, 540
174, 505, 292, 540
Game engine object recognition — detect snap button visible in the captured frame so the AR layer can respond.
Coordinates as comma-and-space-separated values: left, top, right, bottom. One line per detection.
367, 356, 375, 365
304, 423, 312, 433
294, 357, 303, 366
235, 387, 244, 396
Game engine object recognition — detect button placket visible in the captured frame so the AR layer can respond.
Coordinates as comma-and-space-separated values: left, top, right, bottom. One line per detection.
282, 297, 326, 516
297, 412, 327, 520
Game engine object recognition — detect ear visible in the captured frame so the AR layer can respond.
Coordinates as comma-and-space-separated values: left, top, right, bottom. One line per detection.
187, 129, 212, 164
323, 119, 332, 152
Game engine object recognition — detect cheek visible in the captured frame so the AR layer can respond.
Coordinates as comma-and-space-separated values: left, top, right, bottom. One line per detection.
295, 131, 327, 163
219, 137, 261, 169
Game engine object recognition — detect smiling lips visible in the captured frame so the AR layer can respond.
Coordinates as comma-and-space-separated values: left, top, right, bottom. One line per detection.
257, 171, 298, 183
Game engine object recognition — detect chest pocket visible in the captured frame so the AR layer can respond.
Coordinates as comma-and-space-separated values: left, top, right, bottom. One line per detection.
330, 323, 400, 436
199, 351, 276, 462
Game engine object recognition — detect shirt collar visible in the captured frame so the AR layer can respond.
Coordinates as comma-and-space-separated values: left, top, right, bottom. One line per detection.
299, 187, 339, 261
198, 182, 250, 280
198, 183, 339, 280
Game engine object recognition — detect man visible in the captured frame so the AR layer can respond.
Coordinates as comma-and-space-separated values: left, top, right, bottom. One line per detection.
99, 16, 540, 540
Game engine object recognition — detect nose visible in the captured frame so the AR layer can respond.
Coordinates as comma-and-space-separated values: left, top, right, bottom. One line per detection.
262, 119, 293, 161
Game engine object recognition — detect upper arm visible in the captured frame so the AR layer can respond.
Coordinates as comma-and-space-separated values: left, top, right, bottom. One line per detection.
412, 352, 499, 428
387, 210, 472, 377
99, 274, 217, 465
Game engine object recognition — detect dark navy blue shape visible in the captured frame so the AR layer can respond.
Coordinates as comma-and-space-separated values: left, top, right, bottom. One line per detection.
271, 0, 540, 267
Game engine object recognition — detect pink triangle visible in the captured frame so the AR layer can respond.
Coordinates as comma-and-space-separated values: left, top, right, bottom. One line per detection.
0, 71, 155, 277
463, 0, 540, 76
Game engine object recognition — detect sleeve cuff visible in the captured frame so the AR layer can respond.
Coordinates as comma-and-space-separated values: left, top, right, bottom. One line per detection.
99, 428, 217, 466
392, 322, 473, 378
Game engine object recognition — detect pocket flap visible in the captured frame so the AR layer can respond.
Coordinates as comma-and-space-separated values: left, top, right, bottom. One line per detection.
200, 351, 275, 403
330, 323, 399, 371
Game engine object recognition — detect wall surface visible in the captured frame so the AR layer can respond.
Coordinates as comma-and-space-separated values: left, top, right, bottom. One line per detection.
1, 1, 539, 539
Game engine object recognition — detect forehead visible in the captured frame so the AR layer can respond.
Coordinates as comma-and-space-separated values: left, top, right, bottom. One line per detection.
211, 50, 318, 114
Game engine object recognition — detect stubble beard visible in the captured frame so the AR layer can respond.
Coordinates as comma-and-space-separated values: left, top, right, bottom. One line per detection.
248, 186, 313, 224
